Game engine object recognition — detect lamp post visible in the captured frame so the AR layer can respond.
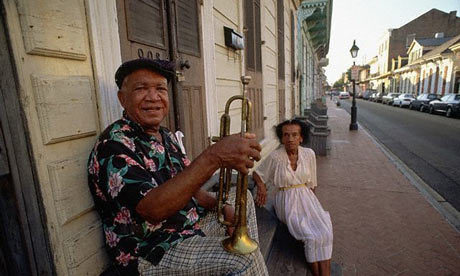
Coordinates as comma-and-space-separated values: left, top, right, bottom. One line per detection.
349, 40, 359, 131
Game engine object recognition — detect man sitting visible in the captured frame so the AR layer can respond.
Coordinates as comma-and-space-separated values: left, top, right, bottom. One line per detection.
87, 58, 268, 275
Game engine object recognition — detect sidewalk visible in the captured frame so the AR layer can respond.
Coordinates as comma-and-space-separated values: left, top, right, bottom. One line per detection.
315, 99, 460, 275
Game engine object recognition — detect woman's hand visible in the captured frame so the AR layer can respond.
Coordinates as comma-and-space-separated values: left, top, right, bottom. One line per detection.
223, 204, 235, 236
255, 182, 267, 207
252, 172, 267, 207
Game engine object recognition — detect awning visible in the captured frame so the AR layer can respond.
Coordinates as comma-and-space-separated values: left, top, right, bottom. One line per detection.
298, 0, 333, 59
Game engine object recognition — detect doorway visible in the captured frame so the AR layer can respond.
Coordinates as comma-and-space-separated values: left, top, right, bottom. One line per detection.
0, 5, 53, 275
116, 0, 208, 160
244, 0, 264, 140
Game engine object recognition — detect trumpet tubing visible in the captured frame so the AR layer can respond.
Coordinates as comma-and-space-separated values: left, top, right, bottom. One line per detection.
213, 76, 258, 255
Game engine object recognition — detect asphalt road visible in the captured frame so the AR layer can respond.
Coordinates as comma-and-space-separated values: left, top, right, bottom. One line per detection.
339, 98, 460, 212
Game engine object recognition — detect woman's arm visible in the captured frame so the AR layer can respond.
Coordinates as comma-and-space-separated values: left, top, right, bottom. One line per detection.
252, 171, 267, 207
194, 189, 217, 210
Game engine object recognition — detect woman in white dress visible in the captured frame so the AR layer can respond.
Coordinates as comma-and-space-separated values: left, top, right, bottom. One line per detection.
253, 119, 333, 276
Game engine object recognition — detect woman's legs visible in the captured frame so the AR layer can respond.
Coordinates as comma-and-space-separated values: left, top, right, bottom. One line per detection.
309, 261, 320, 276
319, 259, 330, 276
308, 259, 330, 276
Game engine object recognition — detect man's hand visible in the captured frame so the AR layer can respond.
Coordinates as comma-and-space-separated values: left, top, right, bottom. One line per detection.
136, 133, 260, 224
223, 204, 235, 236
208, 133, 261, 174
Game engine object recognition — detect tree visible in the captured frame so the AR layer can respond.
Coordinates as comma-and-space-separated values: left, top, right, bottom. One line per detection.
333, 77, 344, 89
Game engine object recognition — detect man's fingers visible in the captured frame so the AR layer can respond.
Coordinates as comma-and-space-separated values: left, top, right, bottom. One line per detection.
248, 148, 261, 161
248, 139, 262, 152
243, 133, 256, 139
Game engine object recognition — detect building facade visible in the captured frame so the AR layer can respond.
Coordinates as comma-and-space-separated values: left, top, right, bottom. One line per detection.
0, 0, 332, 275
394, 34, 460, 96
373, 9, 460, 94
297, 0, 332, 113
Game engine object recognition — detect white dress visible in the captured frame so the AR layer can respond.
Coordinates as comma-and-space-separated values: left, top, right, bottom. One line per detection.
255, 146, 333, 262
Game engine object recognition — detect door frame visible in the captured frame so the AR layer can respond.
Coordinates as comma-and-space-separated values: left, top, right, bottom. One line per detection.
86, 0, 123, 129
0, 3, 54, 275
87, 0, 215, 148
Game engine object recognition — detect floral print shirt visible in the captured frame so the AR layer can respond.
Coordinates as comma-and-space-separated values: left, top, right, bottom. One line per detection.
87, 113, 206, 275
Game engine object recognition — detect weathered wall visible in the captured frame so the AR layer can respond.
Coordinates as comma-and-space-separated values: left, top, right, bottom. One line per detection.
260, 0, 280, 155
212, 0, 245, 136
3, 1, 305, 274
4, 0, 108, 275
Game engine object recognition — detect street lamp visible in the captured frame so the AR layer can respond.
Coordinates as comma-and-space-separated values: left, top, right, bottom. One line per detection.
349, 40, 359, 131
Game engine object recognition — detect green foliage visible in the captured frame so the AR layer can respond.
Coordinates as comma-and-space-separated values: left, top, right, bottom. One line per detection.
333, 77, 344, 89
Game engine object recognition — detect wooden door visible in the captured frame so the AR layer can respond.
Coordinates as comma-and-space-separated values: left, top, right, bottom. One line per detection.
117, 0, 207, 160
173, 0, 208, 160
244, 0, 264, 139
0, 7, 54, 275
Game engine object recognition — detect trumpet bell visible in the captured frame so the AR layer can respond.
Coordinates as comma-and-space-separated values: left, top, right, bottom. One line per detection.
222, 226, 259, 255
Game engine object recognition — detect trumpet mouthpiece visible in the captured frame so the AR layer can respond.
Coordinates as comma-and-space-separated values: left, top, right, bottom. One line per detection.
241, 76, 251, 85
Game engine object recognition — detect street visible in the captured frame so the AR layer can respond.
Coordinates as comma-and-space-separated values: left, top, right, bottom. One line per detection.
339, 98, 460, 212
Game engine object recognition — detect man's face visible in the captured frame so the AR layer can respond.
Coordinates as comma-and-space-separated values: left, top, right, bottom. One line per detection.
118, 69, 169, 134
281, 124, 303, 152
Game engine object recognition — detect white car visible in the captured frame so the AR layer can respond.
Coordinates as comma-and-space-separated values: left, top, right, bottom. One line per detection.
381, 93, 400, 105
392, 93, 415, 107
339, 92, 350, 99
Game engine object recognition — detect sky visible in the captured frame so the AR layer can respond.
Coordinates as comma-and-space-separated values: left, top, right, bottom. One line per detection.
324, 0, 460, 85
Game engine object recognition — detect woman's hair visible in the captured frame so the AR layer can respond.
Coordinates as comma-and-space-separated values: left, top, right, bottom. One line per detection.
275, 119, 310, 144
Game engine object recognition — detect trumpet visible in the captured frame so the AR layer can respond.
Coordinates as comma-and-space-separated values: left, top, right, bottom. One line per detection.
211, 76, 258, 255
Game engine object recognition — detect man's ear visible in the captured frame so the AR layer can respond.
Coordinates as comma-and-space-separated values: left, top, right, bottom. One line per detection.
117, 90, 125, 108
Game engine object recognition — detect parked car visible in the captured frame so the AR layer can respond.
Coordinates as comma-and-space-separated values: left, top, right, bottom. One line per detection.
382, 93, 400, 105
371, 92, 383, 102
369, 92, 379, 102
339, 91, 350, 99
362, 90, 375, 100
428, 93, 460, 117
392, 93, 415, 107
331, 90, 340, 96
409, 93, 438, 111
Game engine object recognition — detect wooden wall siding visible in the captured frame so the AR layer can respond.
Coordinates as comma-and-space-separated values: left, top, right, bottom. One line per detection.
181, 86, 208, 159
259, 0, 277, 142
214, 0, 244, 135
4, 0, 107, 275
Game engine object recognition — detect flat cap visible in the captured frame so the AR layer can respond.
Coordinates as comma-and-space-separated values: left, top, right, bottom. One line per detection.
115, 58, 176, 88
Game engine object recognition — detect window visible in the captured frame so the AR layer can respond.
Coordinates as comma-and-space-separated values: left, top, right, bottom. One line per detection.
290, 12, 295, 82
406, 33, 415, 47
441, 66, 447, 95
277, 0, 285, 80
244, 0, 262, 72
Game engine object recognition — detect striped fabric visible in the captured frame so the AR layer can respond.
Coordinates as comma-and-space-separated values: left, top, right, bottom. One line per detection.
138, 190, 268, 276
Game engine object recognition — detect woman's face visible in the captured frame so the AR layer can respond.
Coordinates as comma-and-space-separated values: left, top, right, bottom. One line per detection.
281, 124, 303, 152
